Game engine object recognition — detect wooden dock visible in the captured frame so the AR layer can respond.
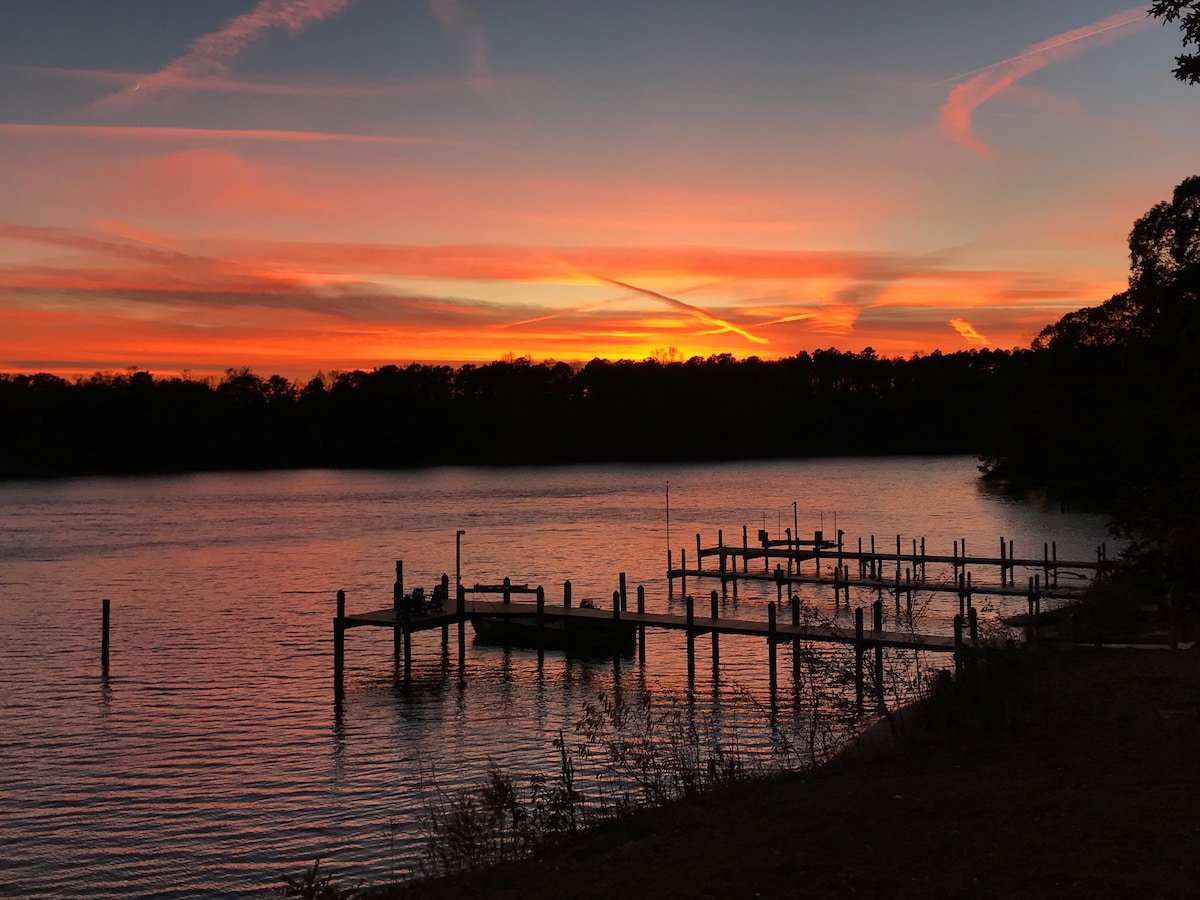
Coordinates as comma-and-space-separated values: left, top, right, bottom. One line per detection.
334, 565, 997, 714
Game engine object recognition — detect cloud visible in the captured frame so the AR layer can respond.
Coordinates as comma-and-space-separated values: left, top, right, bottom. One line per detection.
594, 276, 769, 346
90, 0, 357, 113
429, 0, 494, 87
939, 6, 1151, 155
0, 122, 442, 145
7, 63, 516, 99
949, 317, 990, 344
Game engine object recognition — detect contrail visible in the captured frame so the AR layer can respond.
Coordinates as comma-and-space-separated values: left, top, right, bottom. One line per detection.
90, 0, 357, 113
596, 276, 768, 345
939, 6, 1150, 155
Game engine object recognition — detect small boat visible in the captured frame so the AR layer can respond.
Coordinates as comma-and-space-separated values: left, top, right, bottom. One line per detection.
470, 613, 636, 654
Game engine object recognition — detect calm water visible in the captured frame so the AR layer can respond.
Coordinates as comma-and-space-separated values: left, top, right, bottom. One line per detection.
0, 458, 1110, 898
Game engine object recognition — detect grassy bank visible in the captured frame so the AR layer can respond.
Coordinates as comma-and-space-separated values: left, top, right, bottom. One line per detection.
374, 645, 1198, 899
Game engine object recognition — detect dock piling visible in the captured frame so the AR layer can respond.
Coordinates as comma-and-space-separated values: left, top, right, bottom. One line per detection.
768, 601, 777, 695
854, 607, 864, 713
710, 589, 720, 675
101, 598, 110, 672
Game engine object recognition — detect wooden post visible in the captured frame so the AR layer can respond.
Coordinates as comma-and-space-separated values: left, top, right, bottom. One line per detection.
1034, 574, 1041, 615
953, 614, 964, 675
696, 532, 702, 574
786, 527, 793, 575
619, 572, 628, 612
101, 598, 111, 672
854, 607, 864, 713
457, 583, 466, 669
563, 580, 572, 646
873, 599, 884, 710
858, 537, 864, 578
813, 530, 822, 575
1052, 540, 1058, 588
612, 590, 621, 654
334, 589, 345, 694
710, 589, 720, 674
720, 529, 728, 600
686, 595, 696, 685
905, 568, 912, 617
958, 572, 967, 618
536, 585, 545, 646
768, 601, 777, 695
637, 585, 646, 662
742, 524, 749, 573
837, 529, 845, 576
920, 536, 926, 580
667, 549, 674, 600
503, 576, 512, 605
393, 560, 403, 660
893, 568, 901, 614
790, 594, 800, 683
441, 573, 450, 650
775, 565, 784, 605
402, 591, 412, 682
680, 548, 687, 597
895, 533, 901, 580
870, 534, 876, 579
1000, 536, 1006, 584
1008, 539, 1014, 583
968, 605, 978, 642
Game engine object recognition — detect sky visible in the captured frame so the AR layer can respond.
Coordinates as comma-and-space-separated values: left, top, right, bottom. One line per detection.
1, 1, 1197, 379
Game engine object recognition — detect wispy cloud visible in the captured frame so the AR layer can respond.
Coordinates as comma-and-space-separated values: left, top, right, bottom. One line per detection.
949, 317, 990, 344
594, 276, 769, 346
7, 63, 516, 100
0, 122, 440, 144
939, 6, 1150, 155
429, 0, 494, 88
89, 0, 357, 113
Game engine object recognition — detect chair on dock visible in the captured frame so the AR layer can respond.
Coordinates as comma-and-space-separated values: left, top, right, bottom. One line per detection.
411, 586, 426, 615
429, 582, 446, 613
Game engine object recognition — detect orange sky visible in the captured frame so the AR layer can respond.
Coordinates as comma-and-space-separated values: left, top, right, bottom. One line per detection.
1, 2, 1196, 378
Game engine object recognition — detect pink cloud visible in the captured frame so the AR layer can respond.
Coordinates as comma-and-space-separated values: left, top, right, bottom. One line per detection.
949, 317, 990, 344
939, 6, 1151, 155
90, 0, 357, 113
0, 122, 439, 145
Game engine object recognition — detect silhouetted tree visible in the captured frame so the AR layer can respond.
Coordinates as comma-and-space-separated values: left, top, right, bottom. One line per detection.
1150, 1, 1200, 83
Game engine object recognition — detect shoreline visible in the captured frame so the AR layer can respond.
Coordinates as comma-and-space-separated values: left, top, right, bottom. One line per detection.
384, 644, 1199, 898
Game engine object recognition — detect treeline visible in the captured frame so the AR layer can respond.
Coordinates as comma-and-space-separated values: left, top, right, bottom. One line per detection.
1, 349, 1028, 477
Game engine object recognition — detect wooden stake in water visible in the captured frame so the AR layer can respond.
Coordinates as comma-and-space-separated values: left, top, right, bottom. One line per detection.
101, 598, 110, 672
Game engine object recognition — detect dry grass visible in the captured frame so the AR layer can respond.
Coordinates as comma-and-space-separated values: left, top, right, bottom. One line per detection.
386, 645, 1200, 899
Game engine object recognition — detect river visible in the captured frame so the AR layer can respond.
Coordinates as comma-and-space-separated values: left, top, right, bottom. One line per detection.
0, 457, 1110, 897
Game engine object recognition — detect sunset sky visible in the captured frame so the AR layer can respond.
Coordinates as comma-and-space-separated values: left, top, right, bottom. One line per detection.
2, 1, 1197, 378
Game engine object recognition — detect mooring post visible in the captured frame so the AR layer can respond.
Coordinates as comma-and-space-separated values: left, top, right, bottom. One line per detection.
858, 537, 864, 578
334, 589, 345, 695
742, 524, 749, 573
503, 576, 511, 605
441, 573, 450, 649
893, 568, 901, 614
958, 572, 967, 618
854, 606, 864, 713
680, 548, 688, 596
813, 529, 822, 576
696, 532, 703, 574
536, 585, 545, 645
393, 560, 403, 660
710, 589, 720, 675
786, 527, 793, 575
872, 599, 884, 710
895, 533, 901, 580
775, 565, 784, 605
457, 583, 466, 669
905, 568, 913, 617
966, 572, 973, 613
837, 529, 845, 575
619, 572, 628, 612
667, 549, 674, 600
637, 585, 646, 662
1052, 540, 1058, 588
402, 592, 412, 682
101, 598, 111, 672
612, 589, 622, 654
1008, 539, 1015, 583
720, 530, 728, 600
1000, 536, 1007, 584
953, 614, 964, 675
969, 605, 978, 642
686, 595, 696, 684
920, 536, 926, 580
953, 540, 959, 580
870, 534, 876, 579
563, 580, 572, 645
790, 594, 800, 683
768, 601, 778, 695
